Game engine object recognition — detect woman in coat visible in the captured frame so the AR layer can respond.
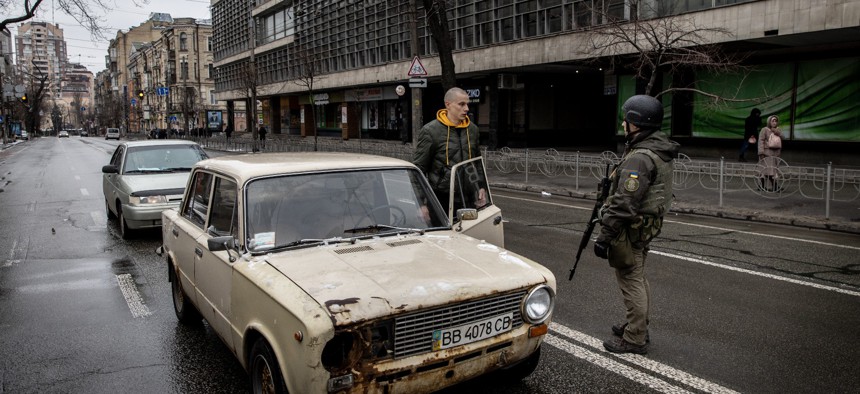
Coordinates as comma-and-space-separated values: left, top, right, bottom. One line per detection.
758, 115, 783, 191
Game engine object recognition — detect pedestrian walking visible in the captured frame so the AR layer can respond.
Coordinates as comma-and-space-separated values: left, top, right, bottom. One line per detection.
259, 125, 267, 149
758, 115, 783, 191
739, 108, 761, 162
412, 87, 485, 211
594, 94, 680, 355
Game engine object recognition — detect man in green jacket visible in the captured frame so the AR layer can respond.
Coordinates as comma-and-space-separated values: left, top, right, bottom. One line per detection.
413, 87, 484, 211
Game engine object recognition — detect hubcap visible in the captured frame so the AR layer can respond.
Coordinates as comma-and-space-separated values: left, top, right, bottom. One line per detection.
254, 355, 275, 394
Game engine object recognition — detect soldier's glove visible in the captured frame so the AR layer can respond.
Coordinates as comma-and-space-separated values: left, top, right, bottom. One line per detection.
593, 242, 609, 259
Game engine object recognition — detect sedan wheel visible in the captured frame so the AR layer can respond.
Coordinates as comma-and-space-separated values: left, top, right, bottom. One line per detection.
170, 269, 201, 325
105, 199, 116, 220
250, 339, 287, 394
118, 207, 133, 239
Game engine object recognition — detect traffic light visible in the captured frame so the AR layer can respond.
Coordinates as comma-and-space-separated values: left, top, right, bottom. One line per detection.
137, 90, 145, 99
20, 94, 27, 103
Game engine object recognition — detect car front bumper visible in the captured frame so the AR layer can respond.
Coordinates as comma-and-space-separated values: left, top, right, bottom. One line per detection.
121, 203, 179, 229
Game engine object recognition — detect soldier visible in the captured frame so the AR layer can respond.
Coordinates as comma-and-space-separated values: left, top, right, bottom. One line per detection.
594, 95, 680, 354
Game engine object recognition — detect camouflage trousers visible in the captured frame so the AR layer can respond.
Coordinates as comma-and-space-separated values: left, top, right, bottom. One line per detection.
614, 246, 650, 346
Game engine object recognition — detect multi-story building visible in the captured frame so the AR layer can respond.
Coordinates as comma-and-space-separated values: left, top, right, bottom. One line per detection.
103, 14, 228, 134
212, 0, 860, 160
15, 22, 66, 100
127, 17, 228, 133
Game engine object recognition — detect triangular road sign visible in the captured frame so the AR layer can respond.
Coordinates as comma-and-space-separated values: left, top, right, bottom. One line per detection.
407, 56, 428, 76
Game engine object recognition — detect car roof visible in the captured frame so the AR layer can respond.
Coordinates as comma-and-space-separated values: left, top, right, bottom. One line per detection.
196, 152, 417, 181
121, 140, 201, 148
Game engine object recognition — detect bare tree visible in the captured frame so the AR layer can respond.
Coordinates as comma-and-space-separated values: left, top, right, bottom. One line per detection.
420, 0, 456, 92
20, 67, 49, 135
584, 1, 746, 101
179, 86, 200, 135
1, 0, 149, 39
238, 60, 259, 148
290, 44, 325, 151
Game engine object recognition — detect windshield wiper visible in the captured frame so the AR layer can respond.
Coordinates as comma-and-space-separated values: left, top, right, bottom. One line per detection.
124, 169, 172, 174
163, 167, 193, 172
344, 224, 425, 236
272, 237, 356, 251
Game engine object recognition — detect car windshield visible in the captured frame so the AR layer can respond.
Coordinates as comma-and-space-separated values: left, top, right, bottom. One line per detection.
244, 168, 449, 253
122, 145, 208, 174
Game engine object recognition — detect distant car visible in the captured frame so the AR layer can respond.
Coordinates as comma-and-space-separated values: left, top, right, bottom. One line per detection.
157, 153, 547, 393
102, 140, 209, 239
105, 128, 121, 140
16, 130, 29, 140
80, 130, 89, 137
58, 130, 70, 138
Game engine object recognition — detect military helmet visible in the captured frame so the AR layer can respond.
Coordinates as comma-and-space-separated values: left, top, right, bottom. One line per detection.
622, 95, 663, 129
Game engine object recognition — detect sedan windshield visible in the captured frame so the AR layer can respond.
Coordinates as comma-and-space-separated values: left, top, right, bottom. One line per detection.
245, 168, 449, 253
122, 145, 208, 174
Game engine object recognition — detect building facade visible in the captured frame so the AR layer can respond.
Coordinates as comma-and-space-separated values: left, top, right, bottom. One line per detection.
212, 0, 860, 155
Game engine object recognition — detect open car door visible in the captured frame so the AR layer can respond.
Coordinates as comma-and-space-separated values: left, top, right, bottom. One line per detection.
449, 157, 504, 247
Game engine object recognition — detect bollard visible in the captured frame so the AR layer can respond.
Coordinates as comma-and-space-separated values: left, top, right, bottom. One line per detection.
525, 149, 529, 185
575, 151, 580, 191
825, 162, 832, 219
719, 157, 725, 207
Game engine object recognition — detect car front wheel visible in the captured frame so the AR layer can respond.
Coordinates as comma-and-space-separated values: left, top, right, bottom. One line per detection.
105, 199, 116, 220
117, 206, 133, 239
250, 339, 288, 394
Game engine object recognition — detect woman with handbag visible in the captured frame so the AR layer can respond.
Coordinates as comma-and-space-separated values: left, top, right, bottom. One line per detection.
758, 115, 783, 191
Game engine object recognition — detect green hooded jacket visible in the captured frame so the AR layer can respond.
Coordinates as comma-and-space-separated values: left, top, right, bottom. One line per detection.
412, 109, 481, 194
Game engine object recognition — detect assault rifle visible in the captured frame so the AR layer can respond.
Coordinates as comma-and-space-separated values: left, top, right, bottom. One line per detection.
568, 163, 612, 280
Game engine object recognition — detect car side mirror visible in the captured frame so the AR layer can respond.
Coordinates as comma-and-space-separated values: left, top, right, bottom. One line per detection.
457, 208, 478, 222
208, 235, 238, 262
102, 165, 119, 174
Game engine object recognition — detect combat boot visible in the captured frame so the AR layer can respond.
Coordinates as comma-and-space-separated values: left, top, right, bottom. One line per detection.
612, 322, 650, 343
603, 337, 648, 354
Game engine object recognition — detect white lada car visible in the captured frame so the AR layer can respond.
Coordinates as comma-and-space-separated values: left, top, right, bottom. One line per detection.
157, 152, 556, 393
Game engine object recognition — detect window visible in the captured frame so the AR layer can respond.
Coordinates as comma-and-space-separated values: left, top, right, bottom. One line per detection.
181, 60, 189, 80
208, 177, 238, 238
183, 171, 213, 228
207, 36, 212, 51
210, 90, 217, 105
180, 32, 188, 51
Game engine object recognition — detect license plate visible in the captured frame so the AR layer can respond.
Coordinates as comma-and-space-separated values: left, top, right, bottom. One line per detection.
432, 313, 513, 351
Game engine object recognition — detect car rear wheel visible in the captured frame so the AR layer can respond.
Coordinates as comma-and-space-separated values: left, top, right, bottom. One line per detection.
250, 339, 288, 394
170, 268, 202, 325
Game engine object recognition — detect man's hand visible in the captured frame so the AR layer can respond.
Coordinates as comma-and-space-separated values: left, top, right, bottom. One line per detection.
476, 188, 487, 207
594, 242, 609, 259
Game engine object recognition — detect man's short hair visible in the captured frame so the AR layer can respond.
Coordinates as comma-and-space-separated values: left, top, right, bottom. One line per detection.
444, 87, 468, 103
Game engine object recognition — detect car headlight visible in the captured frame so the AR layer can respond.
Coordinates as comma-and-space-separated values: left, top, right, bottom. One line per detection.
522, 285, 554, 324
129, 195, 169, 205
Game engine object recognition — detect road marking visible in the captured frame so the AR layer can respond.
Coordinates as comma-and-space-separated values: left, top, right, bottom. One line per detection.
650, 250, 860, 298
26, 201, 35, 212
116, 274, 152, 318
543, 334, 693, 393
80, 188, 89, 196
550, 323, 740, 394
75, 175, 81, 180
495, 193, 860, 250
90, 211, 107, 228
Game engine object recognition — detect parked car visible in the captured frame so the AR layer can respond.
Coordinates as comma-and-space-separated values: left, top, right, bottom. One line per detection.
157, 153, 554, 393
102, 140, 209, 239
80, 129, 89, 137
58, 130, 70, 138
16, 130, 29, 140
105, 128, 121, 140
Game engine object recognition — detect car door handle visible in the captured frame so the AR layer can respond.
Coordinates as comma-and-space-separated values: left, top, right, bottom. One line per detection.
172, 227, 179, 237
195, 247, 203, 257
493, 216, 503, 225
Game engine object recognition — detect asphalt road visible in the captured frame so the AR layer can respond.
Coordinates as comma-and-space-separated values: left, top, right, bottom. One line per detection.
1, 137, 858, 393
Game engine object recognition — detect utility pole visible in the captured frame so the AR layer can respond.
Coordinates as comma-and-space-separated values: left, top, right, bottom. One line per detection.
409, 0, 422, 146
248, 2, 258, 151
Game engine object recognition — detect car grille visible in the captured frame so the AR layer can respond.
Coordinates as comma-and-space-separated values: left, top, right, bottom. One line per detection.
392, 290, 526, 358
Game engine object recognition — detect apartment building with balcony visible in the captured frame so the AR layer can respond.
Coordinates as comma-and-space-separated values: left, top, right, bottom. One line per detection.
211, 0, 860, 162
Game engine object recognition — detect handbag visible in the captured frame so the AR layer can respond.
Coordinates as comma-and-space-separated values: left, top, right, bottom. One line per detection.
748, 135, 757, 144
767, 132, 782, 149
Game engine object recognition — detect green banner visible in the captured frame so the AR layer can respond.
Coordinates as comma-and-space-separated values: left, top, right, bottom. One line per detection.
794, 57, 860, 140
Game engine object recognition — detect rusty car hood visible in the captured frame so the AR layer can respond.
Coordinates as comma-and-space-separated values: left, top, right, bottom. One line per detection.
264, 233, 554, 325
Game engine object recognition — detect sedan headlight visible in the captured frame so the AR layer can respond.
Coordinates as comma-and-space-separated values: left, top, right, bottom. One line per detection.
129, 195, 169, 205
522, 285, 554, 324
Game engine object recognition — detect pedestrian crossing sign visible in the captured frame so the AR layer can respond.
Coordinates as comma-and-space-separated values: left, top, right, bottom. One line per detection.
408, 56, 428, 76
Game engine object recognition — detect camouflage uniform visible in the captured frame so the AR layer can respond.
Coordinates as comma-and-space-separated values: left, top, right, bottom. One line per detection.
597, 130, 679, 347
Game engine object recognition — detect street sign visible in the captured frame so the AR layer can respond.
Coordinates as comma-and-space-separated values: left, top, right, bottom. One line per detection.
130, 98, 137, 106
408, 78, 427, 88
0, 115, 4, 124
157, 87, 169, 96
407, 56, 428, 76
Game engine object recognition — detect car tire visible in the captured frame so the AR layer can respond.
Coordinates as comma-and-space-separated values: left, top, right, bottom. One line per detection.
249, 339, 288, 394
170, 268, 202, 325
105, 199, 116, 220
499, 346, 541, 382
118, 206, 133, 239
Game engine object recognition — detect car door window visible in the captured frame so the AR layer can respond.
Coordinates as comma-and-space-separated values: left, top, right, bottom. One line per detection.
208, 177, 238, 238
182, 171, 213, 229
451, 158, 492, 222
110, 146, 124, 167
